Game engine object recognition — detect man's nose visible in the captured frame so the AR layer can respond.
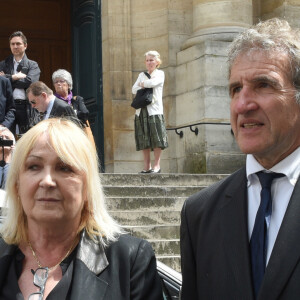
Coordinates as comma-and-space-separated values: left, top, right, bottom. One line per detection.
233, 86, 258, 114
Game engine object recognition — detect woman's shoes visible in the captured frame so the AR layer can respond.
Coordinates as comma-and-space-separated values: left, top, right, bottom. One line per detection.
139, 168, 161, 174
139, 169, 154, 174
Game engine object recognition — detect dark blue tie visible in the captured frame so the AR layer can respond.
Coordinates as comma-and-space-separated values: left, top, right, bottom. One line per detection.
250, 171, 284, 298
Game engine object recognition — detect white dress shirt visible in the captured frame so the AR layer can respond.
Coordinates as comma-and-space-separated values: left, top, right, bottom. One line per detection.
12, 58, 26, 100
246, 147, 300, 265
44, 96, 55, 120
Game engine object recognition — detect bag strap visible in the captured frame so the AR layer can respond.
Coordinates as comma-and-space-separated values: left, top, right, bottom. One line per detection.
144, 72, 151, 79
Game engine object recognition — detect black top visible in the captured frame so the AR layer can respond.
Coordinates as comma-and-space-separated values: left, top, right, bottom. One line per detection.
0, 246, 77, 299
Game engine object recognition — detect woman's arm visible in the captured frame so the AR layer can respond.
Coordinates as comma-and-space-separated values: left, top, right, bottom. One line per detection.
132, 73, 143, 95
74, 96, 89, 123
143, 70, 165, 88
130, 239, 163, 300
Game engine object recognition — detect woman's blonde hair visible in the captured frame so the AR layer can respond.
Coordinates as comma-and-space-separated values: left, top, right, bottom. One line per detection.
145, 50, 162, 68
1, 118, 123, 245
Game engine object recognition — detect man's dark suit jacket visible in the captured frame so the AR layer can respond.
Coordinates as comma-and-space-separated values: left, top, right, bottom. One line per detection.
0, 231, 163, 299
0, 54, 40, 91
48, 97, 78, 122
181, 167, 300, 300
0, 76, 15, 130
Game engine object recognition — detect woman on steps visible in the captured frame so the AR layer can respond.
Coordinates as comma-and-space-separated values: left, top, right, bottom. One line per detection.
132, 50, 168, 174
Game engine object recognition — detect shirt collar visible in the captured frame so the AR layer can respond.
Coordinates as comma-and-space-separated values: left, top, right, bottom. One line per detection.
246, 147, 300, 186
45, 95, 55, 117
13, 57, 22, 64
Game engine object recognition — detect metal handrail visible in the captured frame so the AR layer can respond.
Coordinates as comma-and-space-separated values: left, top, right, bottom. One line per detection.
166, 122, 231, 138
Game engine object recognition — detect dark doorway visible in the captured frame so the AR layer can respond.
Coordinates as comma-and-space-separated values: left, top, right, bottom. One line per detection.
71, 0, 104, 170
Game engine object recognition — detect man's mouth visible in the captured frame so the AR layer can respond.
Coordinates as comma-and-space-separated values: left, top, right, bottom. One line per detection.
242, 123, 262, 128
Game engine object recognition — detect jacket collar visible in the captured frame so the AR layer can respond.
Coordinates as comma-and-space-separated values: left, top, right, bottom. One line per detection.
76, 230, 109, 275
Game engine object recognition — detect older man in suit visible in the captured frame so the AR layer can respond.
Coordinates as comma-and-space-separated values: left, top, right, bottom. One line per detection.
26, 81, 78, 124
180, 18, 300, 300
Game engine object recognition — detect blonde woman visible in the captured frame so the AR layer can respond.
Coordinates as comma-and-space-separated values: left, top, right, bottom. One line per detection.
0, 118, 163, 299
132, 50, 168, 173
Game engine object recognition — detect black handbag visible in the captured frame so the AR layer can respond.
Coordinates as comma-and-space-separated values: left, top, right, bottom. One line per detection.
131, 72, 153, 109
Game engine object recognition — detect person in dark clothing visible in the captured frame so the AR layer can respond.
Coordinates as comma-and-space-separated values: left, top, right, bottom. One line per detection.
52, 69, 89, 125
0, 118, 163, 299
0, 31, 40, 134
0, 76, 16, 131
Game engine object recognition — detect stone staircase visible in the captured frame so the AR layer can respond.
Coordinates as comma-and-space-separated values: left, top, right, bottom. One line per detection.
100, 173, 228, 272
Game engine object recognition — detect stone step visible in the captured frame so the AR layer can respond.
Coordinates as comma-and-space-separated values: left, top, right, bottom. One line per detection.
156, 255, 181, 273
111, 210, 181, 225
124, 224, 180, 240
101, 173, 227, 187
103, 186, 204, 197
106, 196, 186, 211
149, 239, 180, 256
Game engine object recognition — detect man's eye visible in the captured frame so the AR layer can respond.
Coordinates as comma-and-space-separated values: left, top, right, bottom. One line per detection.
230, 86, 242, 95
258, 82, 270, 88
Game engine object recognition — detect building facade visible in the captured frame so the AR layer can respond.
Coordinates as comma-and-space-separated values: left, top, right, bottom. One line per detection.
102, 0, 300, 174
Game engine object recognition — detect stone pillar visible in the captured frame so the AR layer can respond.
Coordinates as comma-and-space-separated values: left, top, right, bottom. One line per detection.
102, 0, 133, 172
174, 0, 252, 173
260, 0, 300, 28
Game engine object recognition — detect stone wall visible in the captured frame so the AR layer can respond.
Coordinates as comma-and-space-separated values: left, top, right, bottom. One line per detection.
101, 0, 300, 174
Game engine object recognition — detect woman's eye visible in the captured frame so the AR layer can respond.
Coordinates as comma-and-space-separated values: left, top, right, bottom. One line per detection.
27, 164, 40, 171
59, 164, 73, 173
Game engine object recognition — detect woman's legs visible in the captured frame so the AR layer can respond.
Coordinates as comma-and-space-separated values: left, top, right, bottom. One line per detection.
153, 148, 162, 171
142, 148, 152, 171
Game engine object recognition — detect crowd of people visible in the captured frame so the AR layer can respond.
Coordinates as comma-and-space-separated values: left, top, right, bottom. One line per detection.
0, 31, 91, 191
1, 16, 300, 299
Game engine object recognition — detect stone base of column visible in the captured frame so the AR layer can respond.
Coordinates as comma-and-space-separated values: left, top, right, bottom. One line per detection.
173, 38, 245, 174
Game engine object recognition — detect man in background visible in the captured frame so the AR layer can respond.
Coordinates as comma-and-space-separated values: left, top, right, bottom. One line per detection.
26, 81, 78, 124
181, 18, 300, 299
0, 31, 40, 134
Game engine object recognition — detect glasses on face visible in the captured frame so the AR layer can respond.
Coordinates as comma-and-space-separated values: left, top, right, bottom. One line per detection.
28, 267, 49, 300
54, 79, 66, 85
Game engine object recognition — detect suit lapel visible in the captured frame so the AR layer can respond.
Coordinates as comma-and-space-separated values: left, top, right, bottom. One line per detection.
49, 99, 58, 117
259, 177, 300, 299
218, 168, 255, 298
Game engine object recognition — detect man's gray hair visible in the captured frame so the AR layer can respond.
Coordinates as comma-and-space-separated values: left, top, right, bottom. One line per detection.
52, 69, 73, 90
228, 18, 300, 103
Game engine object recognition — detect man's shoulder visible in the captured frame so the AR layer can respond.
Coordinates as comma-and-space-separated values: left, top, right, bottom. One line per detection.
184, 167, 246, 211
54, 97, 69, 107
0, 76, 9, 84
21, 54, 39, 67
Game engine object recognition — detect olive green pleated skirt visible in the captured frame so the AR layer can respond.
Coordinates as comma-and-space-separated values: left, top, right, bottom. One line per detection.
134, 107, 168, 151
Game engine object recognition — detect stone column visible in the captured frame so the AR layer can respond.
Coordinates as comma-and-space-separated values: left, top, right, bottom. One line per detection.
102, 0, 133, 172
260, 0, 300, 28
174, 0, 252, 173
